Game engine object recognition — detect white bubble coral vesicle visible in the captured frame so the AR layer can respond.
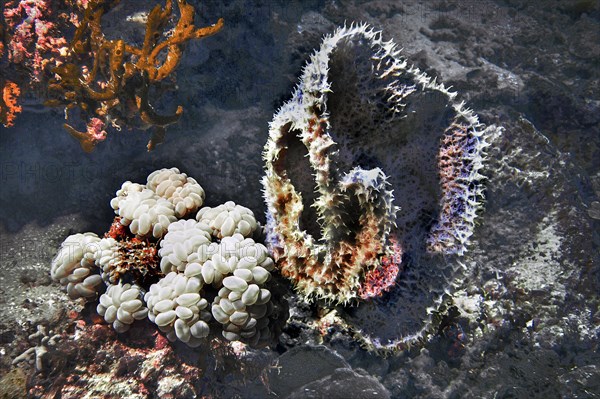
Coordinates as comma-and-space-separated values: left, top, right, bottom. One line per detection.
212, 282, 273, 344
111, 186, 176, 239
51, 233, 104, 300
158, 219, 213, 274
97, 283, 149, 333
110, 168, 206, 239
152, 233, 276, 346
219, 234, 275, 272
147, 167, 205, 218
196, 201, 258, 239
186, 233, 274, 288
199, 233, 275, 343
94, 237, 119, 283
109, 181, 144, 211
145, 272, 211, 347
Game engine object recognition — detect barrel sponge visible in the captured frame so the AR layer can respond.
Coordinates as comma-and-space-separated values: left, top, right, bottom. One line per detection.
145, 272, 211, 347
196, 201, 259, 239
262, 23, 497, 307
158, 219, 213, 275
97, 283, 148, 333
51, 233, 104, 300
147, 167, 205, 218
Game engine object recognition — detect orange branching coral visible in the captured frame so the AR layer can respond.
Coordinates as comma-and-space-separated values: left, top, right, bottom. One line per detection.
0, 80, 23, 128
131, 0, 224, 83
47, 0, 224, 152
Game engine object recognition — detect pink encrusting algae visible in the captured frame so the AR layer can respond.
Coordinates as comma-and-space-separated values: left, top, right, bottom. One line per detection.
4, 0, 67, 79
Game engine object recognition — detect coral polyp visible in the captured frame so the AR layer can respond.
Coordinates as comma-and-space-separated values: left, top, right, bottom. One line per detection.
263, 23, 498, 352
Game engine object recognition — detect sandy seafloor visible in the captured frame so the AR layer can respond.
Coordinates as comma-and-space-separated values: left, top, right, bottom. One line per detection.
0, 0, 599, 398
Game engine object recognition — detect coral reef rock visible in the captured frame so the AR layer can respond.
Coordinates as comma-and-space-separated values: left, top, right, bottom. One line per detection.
263, 24, 500, 352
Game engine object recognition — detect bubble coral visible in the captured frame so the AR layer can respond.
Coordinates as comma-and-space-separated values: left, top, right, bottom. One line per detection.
196, 201, 260, 239
158, 219, 213, 275
97, 283, 149, 333
110, 167, 204, 239
147, 167, 206, 218
156, 215, 277, 345
145, 272, 211, 347
51, 168, 287, 349
50, 232, 104, 299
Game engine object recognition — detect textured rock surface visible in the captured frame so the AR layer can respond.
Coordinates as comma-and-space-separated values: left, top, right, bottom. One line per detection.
288, 368, 391, 399
267, 345, 349, 396
1, 0, 598, 398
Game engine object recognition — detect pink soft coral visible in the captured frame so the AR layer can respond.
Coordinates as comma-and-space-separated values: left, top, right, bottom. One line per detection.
4, 0, 67, 79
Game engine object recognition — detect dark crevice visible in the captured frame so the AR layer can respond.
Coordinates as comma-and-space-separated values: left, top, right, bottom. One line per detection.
337, 190, 363, 244
275, 124, 322, 240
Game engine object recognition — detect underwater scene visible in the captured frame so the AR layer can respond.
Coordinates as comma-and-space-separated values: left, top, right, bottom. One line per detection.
0, 0, 598, 397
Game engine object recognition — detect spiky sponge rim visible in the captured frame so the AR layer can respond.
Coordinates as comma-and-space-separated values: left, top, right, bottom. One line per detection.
262, 23, 498, 305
